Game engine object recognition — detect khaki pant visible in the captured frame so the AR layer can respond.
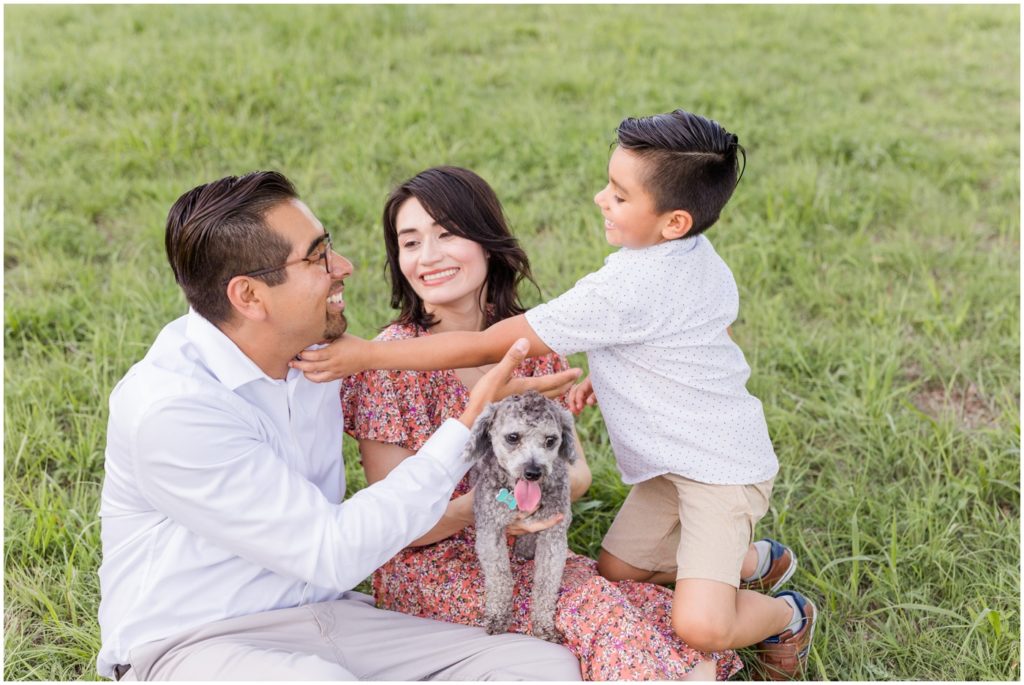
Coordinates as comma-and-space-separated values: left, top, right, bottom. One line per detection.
602, 474, 774, 587
117, 592, 581, 681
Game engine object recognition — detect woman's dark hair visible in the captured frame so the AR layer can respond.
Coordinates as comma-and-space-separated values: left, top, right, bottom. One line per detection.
381, 166, 538, 330
165, 171, 296, 324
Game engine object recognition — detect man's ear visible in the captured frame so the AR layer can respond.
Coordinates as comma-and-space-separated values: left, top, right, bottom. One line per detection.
662, 209, 693, 240
225, 277, 269, 323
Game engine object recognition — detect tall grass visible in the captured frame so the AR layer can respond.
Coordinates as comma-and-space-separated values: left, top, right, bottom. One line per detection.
5, 5, 1019, 680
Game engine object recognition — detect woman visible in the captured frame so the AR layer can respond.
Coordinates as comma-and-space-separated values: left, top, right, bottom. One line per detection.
342, 166, 742, 681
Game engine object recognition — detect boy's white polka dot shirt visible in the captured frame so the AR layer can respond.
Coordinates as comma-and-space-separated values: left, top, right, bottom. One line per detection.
526, 235, 778, 485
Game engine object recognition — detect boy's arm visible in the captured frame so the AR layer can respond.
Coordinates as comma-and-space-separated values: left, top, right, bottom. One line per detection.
291, 314, 553, 380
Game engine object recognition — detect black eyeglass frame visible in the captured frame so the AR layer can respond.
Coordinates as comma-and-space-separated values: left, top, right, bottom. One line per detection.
223, 234, 332, 285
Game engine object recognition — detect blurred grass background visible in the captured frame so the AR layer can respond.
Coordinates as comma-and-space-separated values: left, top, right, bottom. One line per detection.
4, 5, 1019, 680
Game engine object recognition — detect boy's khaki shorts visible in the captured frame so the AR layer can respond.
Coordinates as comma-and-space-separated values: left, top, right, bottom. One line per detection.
601, 473, 774, 587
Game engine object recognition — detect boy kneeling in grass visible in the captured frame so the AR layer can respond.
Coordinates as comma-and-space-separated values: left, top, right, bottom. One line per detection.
296, 109, 816, 680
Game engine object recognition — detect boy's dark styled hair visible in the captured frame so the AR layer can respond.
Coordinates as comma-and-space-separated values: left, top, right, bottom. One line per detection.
616, 109, 745, 236
381, 166, 538, 330
165, 171, 297, 324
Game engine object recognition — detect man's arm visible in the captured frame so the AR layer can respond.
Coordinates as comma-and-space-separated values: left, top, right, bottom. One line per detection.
359, 432, 590, 547
291, 314, 553, 382
133, 398, 470, 592
360, 439, 475, 547
131, 339, 577, 591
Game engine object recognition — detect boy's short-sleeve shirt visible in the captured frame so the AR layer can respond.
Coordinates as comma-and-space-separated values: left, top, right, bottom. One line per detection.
525, 235, 778, 485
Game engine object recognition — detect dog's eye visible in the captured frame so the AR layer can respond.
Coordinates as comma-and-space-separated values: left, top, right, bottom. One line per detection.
504, 433, 520, 445
544, 436, 558, 449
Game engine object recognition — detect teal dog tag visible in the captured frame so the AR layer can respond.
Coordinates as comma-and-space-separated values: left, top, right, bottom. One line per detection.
495, 488, 517, 510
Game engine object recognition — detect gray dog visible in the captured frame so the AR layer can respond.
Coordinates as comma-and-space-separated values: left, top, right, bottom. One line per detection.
464, 391, 577, 643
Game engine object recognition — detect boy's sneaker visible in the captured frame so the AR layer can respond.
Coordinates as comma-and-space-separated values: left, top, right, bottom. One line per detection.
754, 590, 817, 681
740, 538, 798, 594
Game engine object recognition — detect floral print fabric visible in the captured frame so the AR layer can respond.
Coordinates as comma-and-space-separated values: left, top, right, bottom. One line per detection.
341, 322, 742, 680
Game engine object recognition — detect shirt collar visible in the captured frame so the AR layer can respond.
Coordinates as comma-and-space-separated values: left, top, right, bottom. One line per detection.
184, 309, 278, 390
614, 235, 702, 261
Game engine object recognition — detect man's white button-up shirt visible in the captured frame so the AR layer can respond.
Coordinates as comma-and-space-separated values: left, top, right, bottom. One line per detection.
97, 310, 471, 678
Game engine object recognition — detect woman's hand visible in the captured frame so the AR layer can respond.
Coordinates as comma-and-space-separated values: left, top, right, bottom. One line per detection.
506, 511, 565, 536
567, 377, 597, 415
459, 339, 581, 428
290, 334, 371, 382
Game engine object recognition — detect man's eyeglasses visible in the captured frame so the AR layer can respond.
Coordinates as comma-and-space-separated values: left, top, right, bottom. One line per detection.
225, 234, 333, 284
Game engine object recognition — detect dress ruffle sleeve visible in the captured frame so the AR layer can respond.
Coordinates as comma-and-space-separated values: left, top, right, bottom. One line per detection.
341, 324, 441, 453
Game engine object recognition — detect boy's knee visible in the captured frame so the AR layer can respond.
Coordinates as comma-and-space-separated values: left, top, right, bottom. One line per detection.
672, 613, 734, 653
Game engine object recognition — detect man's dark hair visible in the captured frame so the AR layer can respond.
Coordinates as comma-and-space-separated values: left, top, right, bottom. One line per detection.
616, 109, 745, 236
165, 171, 298, 324
381, 166, 539, 330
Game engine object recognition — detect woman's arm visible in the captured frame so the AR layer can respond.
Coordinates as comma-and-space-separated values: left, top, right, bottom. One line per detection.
359, 439, 475, 547
568, 430, 592, 502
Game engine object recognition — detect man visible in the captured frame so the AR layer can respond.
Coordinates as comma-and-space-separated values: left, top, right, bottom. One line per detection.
97, 171, 582, 680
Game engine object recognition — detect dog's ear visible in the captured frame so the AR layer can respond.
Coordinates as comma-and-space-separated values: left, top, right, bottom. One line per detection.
463, 402, 499, 463
555, 404, 578, 464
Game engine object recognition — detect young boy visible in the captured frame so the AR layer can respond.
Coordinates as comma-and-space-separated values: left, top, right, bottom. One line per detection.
295, 109, 816, 679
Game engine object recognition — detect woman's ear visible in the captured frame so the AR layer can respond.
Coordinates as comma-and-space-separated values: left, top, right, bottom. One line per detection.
662, 210, 693, 240
225, 277, 269, 323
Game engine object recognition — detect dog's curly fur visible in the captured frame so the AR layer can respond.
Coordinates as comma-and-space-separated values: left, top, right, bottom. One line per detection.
464, 391, 577, 642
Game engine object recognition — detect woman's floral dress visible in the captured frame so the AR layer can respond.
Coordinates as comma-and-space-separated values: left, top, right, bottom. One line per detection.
341, 322, 743, 681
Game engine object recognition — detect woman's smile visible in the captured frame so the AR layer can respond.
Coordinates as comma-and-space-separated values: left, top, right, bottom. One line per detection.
420, 267, 460, 285
396, 197, 489, 314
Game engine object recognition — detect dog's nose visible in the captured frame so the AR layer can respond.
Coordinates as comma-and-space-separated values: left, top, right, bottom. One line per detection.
524, 464, 542, 481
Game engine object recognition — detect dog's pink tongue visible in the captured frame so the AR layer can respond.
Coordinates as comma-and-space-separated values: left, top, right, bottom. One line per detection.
514, 479, 542, 512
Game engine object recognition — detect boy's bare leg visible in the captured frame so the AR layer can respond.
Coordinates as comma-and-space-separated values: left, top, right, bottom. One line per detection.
671, 579, 792, 652
599, 546, 792, 651
597, 548, 678, 584
598, 545, 761, 586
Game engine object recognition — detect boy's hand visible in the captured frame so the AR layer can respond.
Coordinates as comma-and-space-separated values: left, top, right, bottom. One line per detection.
290, 334, 371, 382
459, 339, 581, 428
567, 377, 597, 415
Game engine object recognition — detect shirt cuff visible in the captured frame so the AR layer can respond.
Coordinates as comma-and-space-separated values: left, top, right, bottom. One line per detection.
418, 418, 472, 483
524, 307, 566, 356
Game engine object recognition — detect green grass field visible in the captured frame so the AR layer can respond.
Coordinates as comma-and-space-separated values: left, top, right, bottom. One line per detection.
4, 5, 1019, 681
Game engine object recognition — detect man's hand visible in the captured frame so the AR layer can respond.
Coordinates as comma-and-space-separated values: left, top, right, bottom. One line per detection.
567, 377, 597, 415
290, 334, 371, 382
459, 339, 581, 429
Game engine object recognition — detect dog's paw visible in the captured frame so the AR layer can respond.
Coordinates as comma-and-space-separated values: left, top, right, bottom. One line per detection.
483, 614, 511, 635
532, 623, 562, 643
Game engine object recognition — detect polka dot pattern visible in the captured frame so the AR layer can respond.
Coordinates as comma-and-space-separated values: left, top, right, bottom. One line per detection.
526, 235, 779, 485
